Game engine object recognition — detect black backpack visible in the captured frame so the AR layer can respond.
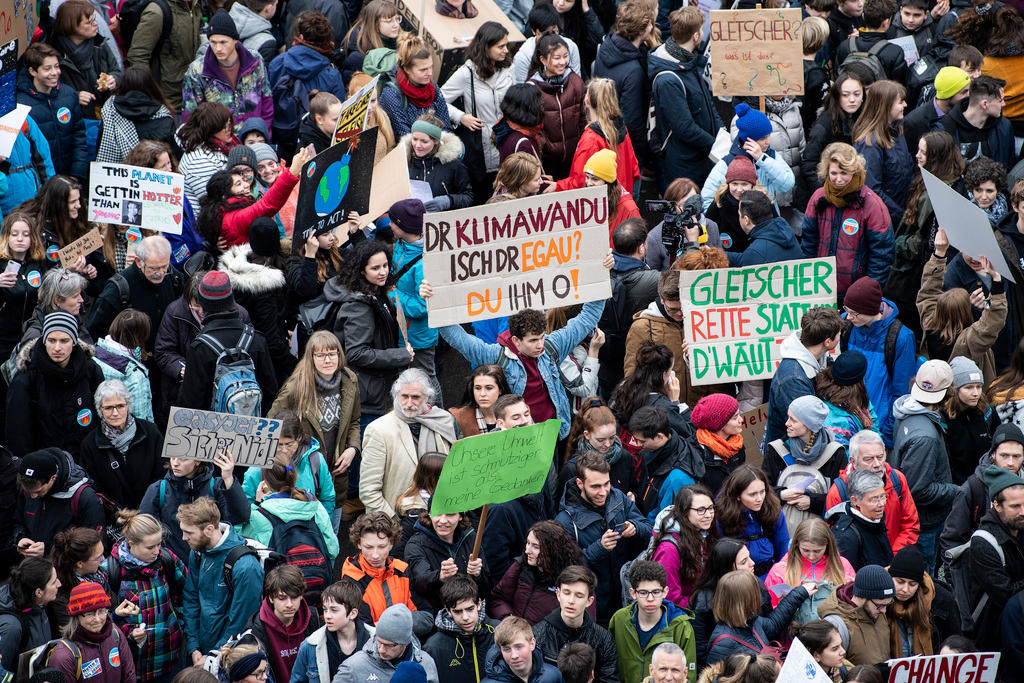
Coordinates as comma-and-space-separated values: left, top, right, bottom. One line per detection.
117, 0, 173, 56
271, 74, 312, 155
256, 505, 332, 605
839, 318, 904, 378
105, 549, 183, 598
598, 270, 640, 389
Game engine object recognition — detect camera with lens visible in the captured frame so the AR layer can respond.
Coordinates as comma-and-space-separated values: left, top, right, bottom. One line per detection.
646, 194, 706, 258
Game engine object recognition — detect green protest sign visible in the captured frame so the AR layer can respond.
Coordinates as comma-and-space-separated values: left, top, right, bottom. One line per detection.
680, 257, 837, 385
430, 419, 560, 515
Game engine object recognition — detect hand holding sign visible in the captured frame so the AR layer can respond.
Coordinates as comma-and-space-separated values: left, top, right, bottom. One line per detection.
290, 145, 315, 177
213, 448, 236, 488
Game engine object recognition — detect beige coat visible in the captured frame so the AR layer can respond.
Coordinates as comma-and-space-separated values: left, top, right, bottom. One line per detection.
359, 411, 455, 517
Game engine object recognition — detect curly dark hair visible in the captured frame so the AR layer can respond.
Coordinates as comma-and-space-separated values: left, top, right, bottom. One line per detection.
612, 342, 674, 425
295, 10, 335, 53
964, 156, 1008, 195
178, 102, 232, 153
525, 520, 583, 585
500, 83, 544, 128
338, 238, 395, 295
653, 485, 719, 588
196, 170, 254, 254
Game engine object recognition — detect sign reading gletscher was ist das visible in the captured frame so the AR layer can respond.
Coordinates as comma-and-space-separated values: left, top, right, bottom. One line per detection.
680, 257, 837, 385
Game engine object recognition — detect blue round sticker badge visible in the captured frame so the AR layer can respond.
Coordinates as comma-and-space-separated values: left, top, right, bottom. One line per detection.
56, 107, 71, 124
126, 227, 142, 243
26, 270, 41, 287
842, 218, 859, 236
45, 245, 60, 262
76, 409, 92, 427
721, 233, 733, 249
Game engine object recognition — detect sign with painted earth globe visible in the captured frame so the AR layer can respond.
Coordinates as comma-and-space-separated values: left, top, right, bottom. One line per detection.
313, 154, 351, 217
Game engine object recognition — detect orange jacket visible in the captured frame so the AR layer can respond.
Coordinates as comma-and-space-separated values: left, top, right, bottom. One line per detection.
341, 554, 417, 623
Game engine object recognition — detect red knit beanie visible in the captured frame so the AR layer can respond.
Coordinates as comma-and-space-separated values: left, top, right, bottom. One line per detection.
844, 277, 882, 317
67, 581, 111, 616
691, 394, 739, 431
725, 156, 758, 186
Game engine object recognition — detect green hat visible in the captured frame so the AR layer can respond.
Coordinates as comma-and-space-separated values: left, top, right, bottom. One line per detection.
983, 464, 1024, 501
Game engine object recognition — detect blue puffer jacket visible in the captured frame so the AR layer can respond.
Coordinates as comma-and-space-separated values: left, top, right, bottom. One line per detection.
268, 45, 347, 102
555, 480, 653, 620
182, 524, 264, 653
717, 509, 789, 577
439, 299, 605, 438
390, 238, 436, 350
0, 116, 52, 216
727, 216, 803, 267
15, 70, 87, 179
841, 300, 917, 447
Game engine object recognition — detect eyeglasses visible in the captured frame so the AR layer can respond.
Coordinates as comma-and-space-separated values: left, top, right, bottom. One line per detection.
142, 262, 169, 276
690, 505, 716, 516
277, 440, 299, 451
82, 608, 109, 620
313, 351, 339, 360
869, 599, 893, 610
100, 403, 127, 414
250, 666, 268, 680
843, 307, 861, 320
635, 588, 664, 599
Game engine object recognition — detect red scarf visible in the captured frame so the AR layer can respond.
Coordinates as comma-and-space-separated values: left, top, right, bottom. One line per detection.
210, 134, 241, 157
508, 120, 545, 144
397, 69, 436, 109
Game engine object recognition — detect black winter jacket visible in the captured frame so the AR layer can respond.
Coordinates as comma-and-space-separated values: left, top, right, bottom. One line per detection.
945, 408, 994, 486
5, 339, 104, 459
593, 34, 649, 168
0, 258, 51, 361
424, 608, 497, 683
969, 507, 1024, 647
86, 263, 183, 350
110, 90, 177, 148
297, 114, 333, 154
829, 503, 895, 570
13, 448, 104, 550
153, 296, 251, 407
323, 278, 409, 417
532, 610, 619, 683
834, 32, 909, 84
690, 584, 771, 669
798, 112, 854, 209
139, 466, 251, 562
15, 70, 88, 178
405, 522, 492, 614
79, 417, 165, 509
177, 310, 278, 412
49, 34, 122, 109
938, 99, 1017, 170
404, 133, 473, 211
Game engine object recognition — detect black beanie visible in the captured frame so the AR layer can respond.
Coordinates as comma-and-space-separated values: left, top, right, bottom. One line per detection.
248, 217, 280, 257
207, 9, 240, 40
888, 546, 925, 584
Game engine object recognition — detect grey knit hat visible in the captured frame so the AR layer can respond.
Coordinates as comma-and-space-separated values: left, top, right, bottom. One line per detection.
853, 565, 895, 599
950, 356, 984, 389
42, 311, 78, 344
375, 604, 413, 644
788, 395, 829, 434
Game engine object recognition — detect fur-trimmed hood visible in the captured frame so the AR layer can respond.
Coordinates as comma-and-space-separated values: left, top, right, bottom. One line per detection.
398, 130, 464, 164
219, 244, 287, 295
15, 336, 94, 372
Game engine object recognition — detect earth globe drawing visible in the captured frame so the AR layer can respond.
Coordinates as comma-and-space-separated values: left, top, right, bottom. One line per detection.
313, 153, 352, 216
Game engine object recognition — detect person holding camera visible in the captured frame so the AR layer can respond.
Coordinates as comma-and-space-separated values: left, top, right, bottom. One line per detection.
644, 178, 723, 271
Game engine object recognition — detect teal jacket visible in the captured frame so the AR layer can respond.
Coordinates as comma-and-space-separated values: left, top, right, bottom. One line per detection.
183, 524, 264, 653
242, 438, 336, 516
236, 494, 341, 560
608, 600, 698, 683
390, 238, 436, 350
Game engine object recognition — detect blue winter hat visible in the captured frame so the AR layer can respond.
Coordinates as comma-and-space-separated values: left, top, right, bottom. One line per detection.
734, 103, 773, 142
392, 662, 427, 683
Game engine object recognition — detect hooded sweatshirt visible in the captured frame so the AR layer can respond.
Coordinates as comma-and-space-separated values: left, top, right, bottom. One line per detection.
892, 395, 959, 528
766, 331, 826, 444
938, 99, 1015, 170
251, 597, 319, 683
423, 606, 497, 683
0, 584, 51, 667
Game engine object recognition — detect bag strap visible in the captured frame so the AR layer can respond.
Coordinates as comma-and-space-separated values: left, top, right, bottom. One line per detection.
710, 633, 760, 653
973, 528, 1004, 565
868, 39, 889, 56
111, 273, 130, 308
392, 254, 422, 282
468, 66, 477, 117
198, 332, 226, 355
883, 320, 903, 377
223, 544, 259, 593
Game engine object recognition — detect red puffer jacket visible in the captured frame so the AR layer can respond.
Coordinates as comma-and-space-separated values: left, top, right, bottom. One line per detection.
531, 71, 587, 165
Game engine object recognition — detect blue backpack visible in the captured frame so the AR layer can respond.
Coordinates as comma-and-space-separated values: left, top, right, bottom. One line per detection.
257, 504, 332, 605
198, 326, 263, 416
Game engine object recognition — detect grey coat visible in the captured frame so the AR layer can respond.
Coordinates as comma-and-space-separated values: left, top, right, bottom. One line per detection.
332, 634, 440, 683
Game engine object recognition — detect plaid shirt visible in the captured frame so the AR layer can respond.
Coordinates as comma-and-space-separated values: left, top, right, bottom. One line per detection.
105, 542, 188, 680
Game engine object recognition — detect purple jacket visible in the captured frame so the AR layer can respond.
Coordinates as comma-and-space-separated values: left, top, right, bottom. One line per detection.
181, 44, 273, 136
49, 621, 136, 683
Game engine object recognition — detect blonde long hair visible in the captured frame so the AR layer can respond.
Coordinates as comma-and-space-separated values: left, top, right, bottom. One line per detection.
784, 518, 847, 588
274, 331, 348, 427
586, 79, 621, 150
349, 72, 396, 153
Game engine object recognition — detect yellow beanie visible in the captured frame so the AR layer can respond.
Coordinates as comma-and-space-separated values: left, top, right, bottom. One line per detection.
584, 149, 618, 184
934, 66, 970, 100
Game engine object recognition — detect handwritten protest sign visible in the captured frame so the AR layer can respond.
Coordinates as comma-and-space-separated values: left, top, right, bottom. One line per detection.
161, 407, 282, 468
777, 638, 831, 682
87, 162, 185, 235
423, 187, 611, 327
887, 652, 999, 683
0, 102, 29, 156
922, 167, 1015, 282
333, 75, 378, 144
431, 419, 560, 515
58, 228, 103, 268
709, 8, 803, 96
680, 257, 837, 385
296, 127, 377, 238
0, 0, 34, 57
740, 403, 768, 468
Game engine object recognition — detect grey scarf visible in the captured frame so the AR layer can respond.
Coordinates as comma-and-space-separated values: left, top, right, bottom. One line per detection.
102, 413, 137, 455
788, 426, 834, 465
315, 371, 342, 432
393, 398, 458, 456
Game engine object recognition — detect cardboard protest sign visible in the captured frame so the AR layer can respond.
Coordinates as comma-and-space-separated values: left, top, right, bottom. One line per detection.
58, 228, 103, 268
358, 144, 411, 224
922, 167, 1015, 282
423, 187, 612, 327
0, 0, 34, 57
680, 257, 837, 385
777, 638, 831, 682
431, 419, 560, 515
887, 652, 999, 683
295, 127, 378, 238
708, 8, 804, 96
0, 102, 29, 157
0, 39, 17, 117
161, 406, 282, 468
739, 403, 768, 468
87, 162, 185, 234
333, 76, 378, 144
392, 0, 524, 80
